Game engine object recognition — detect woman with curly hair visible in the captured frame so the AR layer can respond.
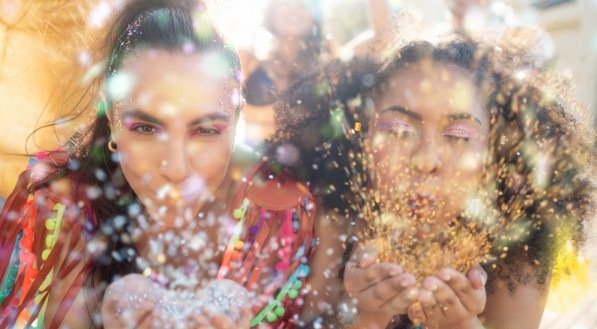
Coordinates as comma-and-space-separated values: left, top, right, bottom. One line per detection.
271, 37, 595, 328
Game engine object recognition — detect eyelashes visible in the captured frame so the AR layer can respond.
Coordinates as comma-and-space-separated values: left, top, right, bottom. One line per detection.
443, 125, 477, 142
189, 124, 227, 136
124, 121, 227, 137
376, 120, 478, 142
127, 123, 161, 135
375, 120, 416, 138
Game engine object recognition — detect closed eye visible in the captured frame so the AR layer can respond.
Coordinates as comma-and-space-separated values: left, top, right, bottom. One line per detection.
444, 125, 476, 142
376, 120, 417, 139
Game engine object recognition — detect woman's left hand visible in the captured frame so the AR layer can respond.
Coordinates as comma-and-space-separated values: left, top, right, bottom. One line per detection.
407, 265, 487, 329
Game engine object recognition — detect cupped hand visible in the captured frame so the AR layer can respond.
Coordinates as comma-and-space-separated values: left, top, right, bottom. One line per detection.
102, 274, 254, 329
344, 244, 420, 316
407, 265, 488, 328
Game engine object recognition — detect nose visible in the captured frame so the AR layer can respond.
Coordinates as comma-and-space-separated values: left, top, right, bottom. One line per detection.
410, 137, 442, 175
159, 139, 189, 183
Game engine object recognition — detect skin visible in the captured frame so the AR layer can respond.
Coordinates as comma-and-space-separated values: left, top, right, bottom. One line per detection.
240, 0, 315, 144
108, 50, 239, 228
268, 0, 314, 39
343, 62, 548, 328
369, 61, 489, 226
45, 50, 247, 328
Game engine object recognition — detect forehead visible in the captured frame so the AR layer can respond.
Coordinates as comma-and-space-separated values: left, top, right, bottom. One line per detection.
378, 61, 483, 118
109, 50, 238, 117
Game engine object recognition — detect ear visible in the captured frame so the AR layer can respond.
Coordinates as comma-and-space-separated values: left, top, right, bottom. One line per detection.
99, 94, 118, 141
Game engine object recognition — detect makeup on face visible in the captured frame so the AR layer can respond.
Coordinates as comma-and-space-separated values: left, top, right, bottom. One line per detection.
374, 106, 484, 145
368, 62, 490, 225
120, 109, 231, 139
109, 51, 238, 226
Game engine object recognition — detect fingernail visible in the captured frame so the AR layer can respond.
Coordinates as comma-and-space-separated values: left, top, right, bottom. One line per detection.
423, 278, 439, 291
407, 288, 419, 299
439, 270, 451, 281
420, 290, 433, 302
400, 276, 414, 287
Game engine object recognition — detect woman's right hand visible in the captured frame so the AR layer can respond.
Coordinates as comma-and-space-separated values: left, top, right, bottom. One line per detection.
101, 274, 160, 329
343, 244, 420, 317
101, 274, 253, 329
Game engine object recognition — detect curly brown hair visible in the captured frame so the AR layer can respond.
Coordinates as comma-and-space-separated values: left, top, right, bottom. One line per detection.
271, 36, 596, 291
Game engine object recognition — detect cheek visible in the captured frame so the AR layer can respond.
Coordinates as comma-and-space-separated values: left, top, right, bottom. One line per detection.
187, 140, 233, 186
442, 149, 488, 209
444, 142, 487, 179
367, 137, 411, 191
117, 138, 165, 187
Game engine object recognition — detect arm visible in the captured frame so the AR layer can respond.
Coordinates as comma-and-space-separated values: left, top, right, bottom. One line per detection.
447, 0, 487, 31
341, 0, 394, 59
367, 0, 393, 46
300, 213, 346, 324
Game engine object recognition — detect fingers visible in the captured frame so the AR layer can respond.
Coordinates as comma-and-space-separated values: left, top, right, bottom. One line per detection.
352, 244, 379, 268
188, 308, 252, 329
188, 314, 211, 328
134, 301, 157, 329
439, 268, 486, 315
381, 273, 419, 314
237, 306, 253, 328
354, 247, 377, 268
423, 276, 469, 320
440, 269, 477, 315
380, 276, 420, 314
406, 302, 427, 326
205, 310, 238, 329
356, 273, 415, 309
211, 315, 236, 329
344, 261, 403, 295
467, 265, 488, 290
418, 289, 439, 326
362, 263, 403, 287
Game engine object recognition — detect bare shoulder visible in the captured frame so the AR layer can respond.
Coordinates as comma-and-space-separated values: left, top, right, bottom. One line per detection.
301, 212, 346, 323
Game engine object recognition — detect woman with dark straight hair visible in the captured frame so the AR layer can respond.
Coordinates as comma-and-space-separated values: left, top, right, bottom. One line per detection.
0, 1, 316, 328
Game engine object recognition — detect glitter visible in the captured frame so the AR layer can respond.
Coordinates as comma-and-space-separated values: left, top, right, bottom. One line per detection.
107, 72, 136, 103
86, 186, 102, 200
157, 185, 172, 200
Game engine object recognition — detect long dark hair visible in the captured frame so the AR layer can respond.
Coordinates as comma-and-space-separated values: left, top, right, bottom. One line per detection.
77, 0, 240, 279
22, 0, 242, 326
273, 37, 595, 293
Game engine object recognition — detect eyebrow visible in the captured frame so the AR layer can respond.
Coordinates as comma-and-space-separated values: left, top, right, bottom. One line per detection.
188, 113, 230, 126
446, 113, 482, 125
381, 106, 422, 121
381, 106, 482, 125
122, 110, 230, 127
123, 110, 164, 126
